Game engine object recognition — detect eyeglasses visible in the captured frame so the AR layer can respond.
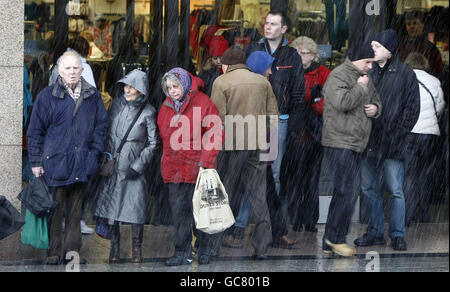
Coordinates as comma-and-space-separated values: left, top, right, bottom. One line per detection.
299, 51, 313, 55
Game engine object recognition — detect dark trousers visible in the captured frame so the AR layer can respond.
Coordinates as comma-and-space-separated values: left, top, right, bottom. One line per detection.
283, 141, 322, 229
404, 133, 437, 223
49, 183, 86, 258
323, 147, 362, 244
217, 150, 272, 255
270, 139, 321, 238
167, 183, 218, 257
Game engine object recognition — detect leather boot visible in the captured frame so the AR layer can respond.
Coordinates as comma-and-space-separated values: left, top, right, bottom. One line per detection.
131, 224, 144, 263
109, 224, 120, 264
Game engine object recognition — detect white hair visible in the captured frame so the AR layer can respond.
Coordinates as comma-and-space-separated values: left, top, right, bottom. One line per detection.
57, 51, 82, 67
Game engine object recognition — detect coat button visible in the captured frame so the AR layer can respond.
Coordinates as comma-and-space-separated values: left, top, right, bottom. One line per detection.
74, 146, 78, 150
46, 156, 49, 159
75, 177, 79, 181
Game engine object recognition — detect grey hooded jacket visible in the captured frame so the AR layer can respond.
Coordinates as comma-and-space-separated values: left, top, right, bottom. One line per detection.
321, 58, 382, 153
94, 69, 158, 224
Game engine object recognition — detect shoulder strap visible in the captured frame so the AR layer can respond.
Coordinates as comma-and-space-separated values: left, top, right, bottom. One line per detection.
417, 79, 439, 120
116, 100, 148, 155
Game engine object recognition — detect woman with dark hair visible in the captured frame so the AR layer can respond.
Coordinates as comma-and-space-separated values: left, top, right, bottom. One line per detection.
49, 36, 97, 88
404, 53, 445, 225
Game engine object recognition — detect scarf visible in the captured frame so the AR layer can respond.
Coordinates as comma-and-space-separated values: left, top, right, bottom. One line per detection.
60, 77, 82, 102
167, 67, 192, 113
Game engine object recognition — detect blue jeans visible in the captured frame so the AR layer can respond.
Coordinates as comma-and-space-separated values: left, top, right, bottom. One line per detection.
361, 157, 406, 239
271, 119, 288, 196
234, 192, 251, 228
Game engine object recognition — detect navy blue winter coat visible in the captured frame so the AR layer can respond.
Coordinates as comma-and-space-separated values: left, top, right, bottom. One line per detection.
366, 55, 420, 161
245, 38, 306, 136
27, 77, 109, 187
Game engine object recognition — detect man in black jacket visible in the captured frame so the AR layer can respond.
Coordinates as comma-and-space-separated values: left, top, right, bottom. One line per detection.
354, 29, 420, 251
243, 10, 305, 248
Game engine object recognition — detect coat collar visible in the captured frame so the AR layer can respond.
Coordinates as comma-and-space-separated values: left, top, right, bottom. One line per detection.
304, 62, 320, 74
372, 55, 400, 74
258, 37, 289, 55
225, 64, 251, 74
162, 90, 193, 115
52, 76, 97, 100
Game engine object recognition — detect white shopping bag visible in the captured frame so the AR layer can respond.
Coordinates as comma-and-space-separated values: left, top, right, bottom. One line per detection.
193, 168, 235, 234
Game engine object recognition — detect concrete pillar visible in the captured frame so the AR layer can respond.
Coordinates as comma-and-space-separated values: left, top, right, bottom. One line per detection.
0, 1, 24, 210
0, 0, 25, 262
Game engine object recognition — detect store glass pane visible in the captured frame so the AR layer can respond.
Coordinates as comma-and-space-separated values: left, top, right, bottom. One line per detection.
21, 0, 448, 224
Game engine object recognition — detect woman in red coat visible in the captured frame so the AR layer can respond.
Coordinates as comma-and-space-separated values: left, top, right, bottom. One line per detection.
282, 37, 330, 233
157, 67, 222, 266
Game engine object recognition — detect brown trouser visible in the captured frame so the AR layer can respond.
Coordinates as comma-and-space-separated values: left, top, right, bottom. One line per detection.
48, 183, 86, 258
217, 150, 272, 255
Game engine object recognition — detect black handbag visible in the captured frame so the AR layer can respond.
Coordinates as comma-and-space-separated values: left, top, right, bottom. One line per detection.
99, 100, 148, 177
0, 195, 26, 240
17, 176, 58, 217
99, 152, 115, 177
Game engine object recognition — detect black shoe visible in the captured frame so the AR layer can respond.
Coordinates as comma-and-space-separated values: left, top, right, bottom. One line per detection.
198, 254, 210, 265
322, 242, 333, 254
253, 254, 268, 260
165, 254, 193, 266
354, 233, 386, 247
391, 237, 407, 251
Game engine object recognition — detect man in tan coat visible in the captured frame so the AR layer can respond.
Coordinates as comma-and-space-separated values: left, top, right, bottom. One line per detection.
211, 46, 278, 259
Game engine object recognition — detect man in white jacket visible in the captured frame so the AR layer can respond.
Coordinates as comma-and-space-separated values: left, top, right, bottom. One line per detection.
404, 52, 445, 225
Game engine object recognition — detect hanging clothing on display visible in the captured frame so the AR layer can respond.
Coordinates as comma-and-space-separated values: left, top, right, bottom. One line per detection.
222, 27, 262, 50
348, 0, 376, 49
296, 15, 329, 45
111, 18, 126, 56
324, 0, 348, 51
190, 9, 214, 59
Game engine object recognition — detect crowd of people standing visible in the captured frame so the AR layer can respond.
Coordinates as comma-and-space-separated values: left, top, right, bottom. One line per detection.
22, 10, 447, 266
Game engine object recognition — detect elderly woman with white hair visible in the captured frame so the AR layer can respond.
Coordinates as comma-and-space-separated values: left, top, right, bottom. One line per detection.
157, 67, 222, 266
282, 36, 330, 233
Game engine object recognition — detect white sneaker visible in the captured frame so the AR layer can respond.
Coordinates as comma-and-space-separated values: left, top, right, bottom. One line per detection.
80, 220, 94, 235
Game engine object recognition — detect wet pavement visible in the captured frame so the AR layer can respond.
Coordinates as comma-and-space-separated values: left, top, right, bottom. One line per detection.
1, 222, 448, 272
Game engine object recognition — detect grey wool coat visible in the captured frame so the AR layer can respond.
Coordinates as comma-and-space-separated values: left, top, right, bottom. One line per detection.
94, 70, 158, 224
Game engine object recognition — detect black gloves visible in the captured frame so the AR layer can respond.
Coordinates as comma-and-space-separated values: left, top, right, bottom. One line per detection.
125, 168, 140, 180
309, 85, 323, 103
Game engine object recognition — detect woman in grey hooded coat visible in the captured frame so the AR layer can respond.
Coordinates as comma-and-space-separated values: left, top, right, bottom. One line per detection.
94, 69, 158, 263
